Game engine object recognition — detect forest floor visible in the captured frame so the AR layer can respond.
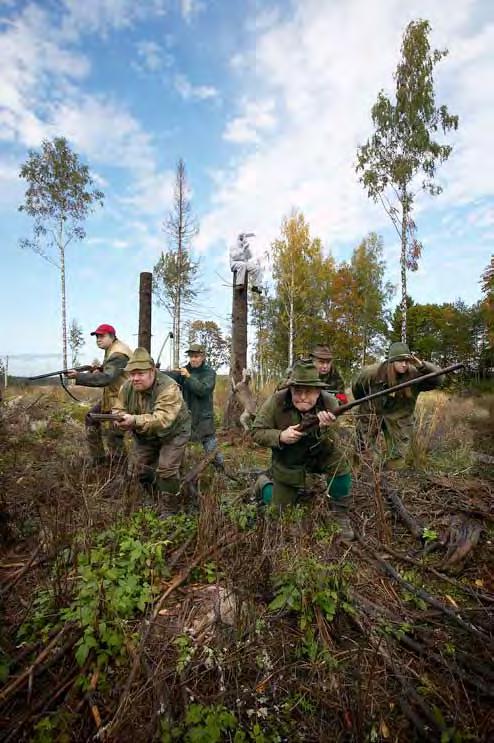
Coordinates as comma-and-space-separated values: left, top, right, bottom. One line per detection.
0, 386, 493, 742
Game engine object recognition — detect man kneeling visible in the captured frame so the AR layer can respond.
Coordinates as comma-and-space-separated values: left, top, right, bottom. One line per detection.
113, 348, 191, 506
251, 363, 353, 539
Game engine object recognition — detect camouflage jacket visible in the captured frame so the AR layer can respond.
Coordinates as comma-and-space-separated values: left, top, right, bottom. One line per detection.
75, 339, 131, 412
319, 366, 345, 394
114, 372, 191, 441
352, 361, 443, 423
252, 388, 340, 486
167, 362, 216, 441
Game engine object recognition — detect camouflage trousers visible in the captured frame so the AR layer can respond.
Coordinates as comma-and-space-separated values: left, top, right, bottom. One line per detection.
356, 412, 413, 469
85, 402, 125, 462
129, 430, 190, 494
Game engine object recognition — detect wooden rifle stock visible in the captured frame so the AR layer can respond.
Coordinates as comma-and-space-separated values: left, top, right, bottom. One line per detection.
88, 413, 125, 423
296, 362, 464, 433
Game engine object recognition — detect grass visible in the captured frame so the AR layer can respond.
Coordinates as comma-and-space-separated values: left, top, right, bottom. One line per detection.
0, 386, 493, 741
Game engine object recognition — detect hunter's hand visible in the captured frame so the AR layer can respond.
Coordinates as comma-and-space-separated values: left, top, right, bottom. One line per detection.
179, 367, 190, 378
410, 354, 423, 367
280, 425, 305, 445
116, 414, 135, 430
317, 410, 336, 428
65, 369, 78, 379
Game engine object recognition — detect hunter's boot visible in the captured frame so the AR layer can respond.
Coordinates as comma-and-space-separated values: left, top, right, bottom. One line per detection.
327, 473, 354, 541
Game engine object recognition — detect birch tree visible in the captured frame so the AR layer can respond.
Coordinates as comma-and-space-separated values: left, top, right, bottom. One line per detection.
272, 211, 326, 366
18, 137, 104, 368
356, 19, 458, 342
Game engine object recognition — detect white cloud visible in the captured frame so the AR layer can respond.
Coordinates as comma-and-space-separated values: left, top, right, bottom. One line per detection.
223, 99, 277, 143
135, 39, 173, 72
200, 0, 494, 284
174, 73, 219, 101
180, 0, 205, 24
59, 0, 168, 37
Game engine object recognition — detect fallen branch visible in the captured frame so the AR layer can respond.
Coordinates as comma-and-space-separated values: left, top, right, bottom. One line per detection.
382, 477, 423, 540
0, 625, 73, 706
354, 532, 494, 648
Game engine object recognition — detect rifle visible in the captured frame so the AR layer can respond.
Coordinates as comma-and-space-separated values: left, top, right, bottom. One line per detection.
28, 365, 101, 401
28, 365, 96, 381
297, 363, 464, 433
88, 413, 125, 423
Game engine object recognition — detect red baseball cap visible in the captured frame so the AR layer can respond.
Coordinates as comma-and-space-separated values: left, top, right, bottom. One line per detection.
90, 323, 116, 336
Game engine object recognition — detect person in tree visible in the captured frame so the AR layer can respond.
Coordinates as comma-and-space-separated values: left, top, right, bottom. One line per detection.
66, 323, 131, 465
167, 344, 224, 468
251, 363, 354, 539
113, 348, 191, 504
310, 345, 347, 403
229, 232, 263, 293
352, 341, 443, 469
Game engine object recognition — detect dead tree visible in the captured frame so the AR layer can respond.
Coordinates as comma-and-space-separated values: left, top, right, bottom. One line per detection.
224, 271, 248, 428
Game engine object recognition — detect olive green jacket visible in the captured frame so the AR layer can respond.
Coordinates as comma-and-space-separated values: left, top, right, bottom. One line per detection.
252, 389, 341, 487
114, 372, 190, 441
352, 361, 443, 424
75, 339, 131, 412
319, 366, 345, 394
167, 362, 216, 441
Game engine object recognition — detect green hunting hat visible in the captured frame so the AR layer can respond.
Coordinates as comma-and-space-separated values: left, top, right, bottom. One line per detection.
310, 344, 333, 360
388, 341, 412, 362
186, 343, 205, 354
125, 347, 155, 372
289, 362, 329, 388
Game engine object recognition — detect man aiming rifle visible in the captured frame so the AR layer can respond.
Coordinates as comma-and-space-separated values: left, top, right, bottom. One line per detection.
67, 323, 131, 465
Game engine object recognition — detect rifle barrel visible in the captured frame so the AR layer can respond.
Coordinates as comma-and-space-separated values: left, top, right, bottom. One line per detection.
296, 362, 464, 433
336, 362, 464, 416
28, 365, 94, 381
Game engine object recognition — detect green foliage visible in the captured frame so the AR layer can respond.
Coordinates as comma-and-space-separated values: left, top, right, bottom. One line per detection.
19, 510, 197, 672
391, 299, 487, 368
400, 569, 427, 610
187, 320, 230, 370
161, 703, 283, 743
174, 633, 196, 673
269, 556, 354, 661
18, 136, 104, 365
422, 526, 438, 543
356, 19, 458, 340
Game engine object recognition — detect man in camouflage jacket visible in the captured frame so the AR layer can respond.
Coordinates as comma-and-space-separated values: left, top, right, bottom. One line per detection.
310, 345, 347, 402
113, 348, 191, 498
252, 363, 353, 539
352, 341, 443, 468
67, 323, 131, 464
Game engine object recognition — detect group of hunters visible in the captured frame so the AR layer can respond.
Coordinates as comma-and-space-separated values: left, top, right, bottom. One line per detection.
64, 322, 444, 541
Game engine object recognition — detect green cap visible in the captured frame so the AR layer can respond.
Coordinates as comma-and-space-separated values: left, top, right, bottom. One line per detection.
125, 347, 155, 372
289, 362, 329, 388
388, 342, 412, 362
187, 343, 205, 354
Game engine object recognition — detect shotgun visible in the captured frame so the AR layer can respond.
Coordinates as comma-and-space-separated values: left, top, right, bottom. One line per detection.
297, 363, 464, 433
88, 413, 125, 423
28, 365, 98, 381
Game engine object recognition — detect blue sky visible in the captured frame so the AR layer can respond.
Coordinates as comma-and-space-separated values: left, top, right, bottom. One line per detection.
1, 0, 493, 375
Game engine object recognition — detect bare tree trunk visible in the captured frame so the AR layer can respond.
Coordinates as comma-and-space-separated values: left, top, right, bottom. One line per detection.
59, 223, 68, 369
361, 325, 367, 366
400, 201, 408, 343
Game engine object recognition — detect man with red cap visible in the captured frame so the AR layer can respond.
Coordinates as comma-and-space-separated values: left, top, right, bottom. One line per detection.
66, 324, 132, 464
